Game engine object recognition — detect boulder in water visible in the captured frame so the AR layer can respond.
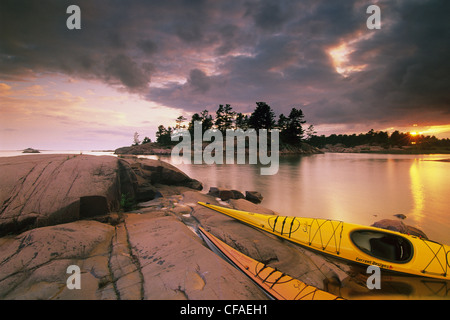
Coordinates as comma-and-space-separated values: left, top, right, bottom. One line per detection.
245, 191, 263, 204
371, 219, 428, 239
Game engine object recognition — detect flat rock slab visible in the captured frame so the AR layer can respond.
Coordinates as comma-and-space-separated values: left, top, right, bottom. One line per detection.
125, 213, 267, 300
0, 210, 267, 300
0, 155, 121, 236
0, 220, 115, 300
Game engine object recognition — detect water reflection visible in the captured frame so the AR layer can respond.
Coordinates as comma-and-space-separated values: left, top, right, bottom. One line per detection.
330, 272, 450, 300
409, 160, 425, 222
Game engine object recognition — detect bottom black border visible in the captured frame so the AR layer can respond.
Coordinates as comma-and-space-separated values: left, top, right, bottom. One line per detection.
1, 299, 445, 319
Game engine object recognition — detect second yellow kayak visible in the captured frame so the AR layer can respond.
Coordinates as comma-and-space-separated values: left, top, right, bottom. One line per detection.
198, 226, 343, 300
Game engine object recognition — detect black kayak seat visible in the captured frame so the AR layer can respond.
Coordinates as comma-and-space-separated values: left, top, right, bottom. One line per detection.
370, 236, 400, 261
351, 230, 413, 263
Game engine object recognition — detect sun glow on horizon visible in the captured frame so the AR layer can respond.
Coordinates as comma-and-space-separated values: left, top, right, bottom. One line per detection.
381, 124, 450, 140
408, 125, 450, 138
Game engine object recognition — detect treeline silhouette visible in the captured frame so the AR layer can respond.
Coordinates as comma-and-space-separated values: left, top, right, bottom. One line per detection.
307, 129, 450, 149
145, 102, 450, 151
155, 102, 308, 147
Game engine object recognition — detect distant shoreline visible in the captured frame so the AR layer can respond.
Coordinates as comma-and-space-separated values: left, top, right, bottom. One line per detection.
327, 150, 450, 155
365, 149, 450, 155
319, 143, 450, 155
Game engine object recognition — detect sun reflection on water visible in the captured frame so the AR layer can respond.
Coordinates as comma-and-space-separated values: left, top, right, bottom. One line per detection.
409, 160, 425, 222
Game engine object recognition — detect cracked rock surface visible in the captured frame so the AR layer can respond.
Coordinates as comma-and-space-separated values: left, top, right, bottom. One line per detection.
0, 207, 268, 300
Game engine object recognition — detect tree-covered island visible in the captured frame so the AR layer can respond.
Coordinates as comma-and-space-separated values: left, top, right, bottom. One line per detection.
115, 102, 450, 155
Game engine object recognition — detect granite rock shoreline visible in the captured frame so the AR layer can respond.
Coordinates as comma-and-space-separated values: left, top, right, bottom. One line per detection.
0, 154, 441, 300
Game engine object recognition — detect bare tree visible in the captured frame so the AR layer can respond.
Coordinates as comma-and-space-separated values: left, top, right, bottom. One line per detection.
133, 132, 141, 145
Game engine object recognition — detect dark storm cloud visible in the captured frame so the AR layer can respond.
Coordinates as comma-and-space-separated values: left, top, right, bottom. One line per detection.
187, 69, 211, 94
137, 39, 158, 55
338, 0, 450, 125
104, 54, 153, 91
0, 0, 157, 89
249, 0, 294, 32
1, 0, 449, 128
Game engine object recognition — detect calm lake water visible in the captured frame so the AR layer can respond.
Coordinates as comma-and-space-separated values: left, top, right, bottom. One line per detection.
2, 150, 449, 244
165, 153, 450, 245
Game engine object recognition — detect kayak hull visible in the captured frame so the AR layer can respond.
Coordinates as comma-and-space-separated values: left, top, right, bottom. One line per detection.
198, 202, 450, 281
198, 226, 343, 300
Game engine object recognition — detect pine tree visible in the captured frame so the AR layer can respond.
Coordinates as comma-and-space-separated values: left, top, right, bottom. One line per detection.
248, 102, 275, 130
235, 112, 249, 130
215, 104, 235, 132
279, 108, 306, 144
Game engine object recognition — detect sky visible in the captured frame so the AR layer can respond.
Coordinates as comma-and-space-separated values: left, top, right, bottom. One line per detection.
1, 0, 450, 150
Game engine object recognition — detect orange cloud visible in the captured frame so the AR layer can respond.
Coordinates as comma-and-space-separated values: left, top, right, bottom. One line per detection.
0, 83, 12, 95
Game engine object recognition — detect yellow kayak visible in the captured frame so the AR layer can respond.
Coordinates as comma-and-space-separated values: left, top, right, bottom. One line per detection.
198, 202, 450, 281
198, 226, 343, 300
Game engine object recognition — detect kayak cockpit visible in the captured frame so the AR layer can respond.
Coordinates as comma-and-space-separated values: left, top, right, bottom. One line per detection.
350, 230, 413, 263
